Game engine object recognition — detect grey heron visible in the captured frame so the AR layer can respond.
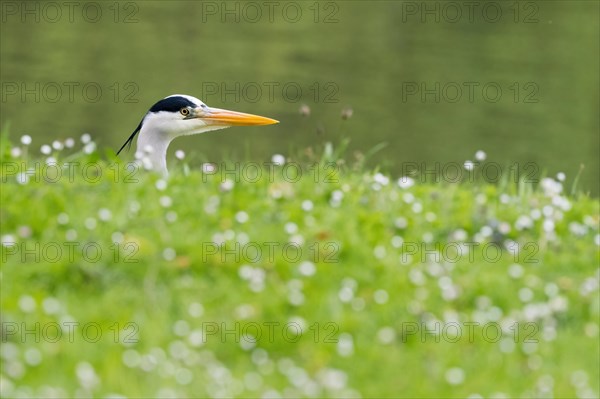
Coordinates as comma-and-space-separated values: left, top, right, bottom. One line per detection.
117, 94, 279, 175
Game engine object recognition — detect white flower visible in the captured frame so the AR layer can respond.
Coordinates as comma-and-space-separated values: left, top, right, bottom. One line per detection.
336, 333, 354, 357
445, 367, 465, 385
475, 150, 487, 161
98, 208, 112, 221
271, 154, 285, 166
155, 179, 167, 191
163, 248, 176, 261
397, 176, 414, 189
540, 178, 562, 197
284, 222, 298, 234
515, 215, 533, 230
301, 200, 313, 211
298, 261, 316, 276
543, 219, 555, 232
83, 142, 96, 154
374, 173, 389, 185
376, 327, 396, 344
20, 135, 32, 145
159, 196, 172, 207
202, 163, 217, 174
235, 211, 249, 223
374, 289, 389, 304
76, 362, 99, 389
220, 179, 234, 192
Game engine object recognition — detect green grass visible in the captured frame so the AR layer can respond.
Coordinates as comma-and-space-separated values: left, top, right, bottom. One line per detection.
1, 135, 598, 398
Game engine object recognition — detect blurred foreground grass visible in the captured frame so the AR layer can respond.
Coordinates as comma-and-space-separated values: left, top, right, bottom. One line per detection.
0, 135, 599, 398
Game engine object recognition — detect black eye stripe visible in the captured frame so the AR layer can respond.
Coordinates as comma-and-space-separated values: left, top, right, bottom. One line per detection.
149, 96, 197, 113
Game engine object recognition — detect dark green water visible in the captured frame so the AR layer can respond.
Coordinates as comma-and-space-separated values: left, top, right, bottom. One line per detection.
1, 1, 598, 193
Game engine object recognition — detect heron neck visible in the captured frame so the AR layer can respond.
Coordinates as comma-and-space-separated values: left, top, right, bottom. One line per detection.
136, 130, 172, 176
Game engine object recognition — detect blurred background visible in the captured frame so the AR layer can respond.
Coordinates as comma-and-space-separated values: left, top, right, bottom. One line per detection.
1, 1, 598, 193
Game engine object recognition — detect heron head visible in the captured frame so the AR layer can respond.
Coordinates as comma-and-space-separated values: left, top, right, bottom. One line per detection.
117, 94, 279, 155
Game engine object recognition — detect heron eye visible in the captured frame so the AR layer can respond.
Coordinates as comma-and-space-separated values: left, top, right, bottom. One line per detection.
180, 108, 190, 116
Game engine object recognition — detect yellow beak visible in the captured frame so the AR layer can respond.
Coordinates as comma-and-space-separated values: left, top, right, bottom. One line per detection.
196, 107, 279, 126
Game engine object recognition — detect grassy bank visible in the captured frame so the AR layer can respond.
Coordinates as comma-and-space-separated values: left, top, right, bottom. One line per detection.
1, 135, 598, 398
